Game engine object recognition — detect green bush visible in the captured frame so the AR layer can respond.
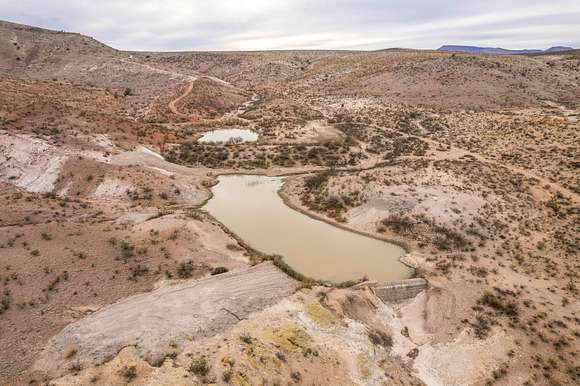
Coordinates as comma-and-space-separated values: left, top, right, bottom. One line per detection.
211, 266, 228, 275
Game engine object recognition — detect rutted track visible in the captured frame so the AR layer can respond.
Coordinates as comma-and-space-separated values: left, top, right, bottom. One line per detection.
168, 80, 195, 118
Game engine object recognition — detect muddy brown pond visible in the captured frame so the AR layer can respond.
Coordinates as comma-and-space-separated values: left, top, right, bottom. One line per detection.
204, 175, 413, 283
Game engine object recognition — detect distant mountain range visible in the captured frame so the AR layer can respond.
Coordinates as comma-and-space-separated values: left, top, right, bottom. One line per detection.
437, 45, 574, 55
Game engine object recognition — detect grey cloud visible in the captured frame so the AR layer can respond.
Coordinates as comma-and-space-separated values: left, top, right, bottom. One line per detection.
0, 0, 578, 50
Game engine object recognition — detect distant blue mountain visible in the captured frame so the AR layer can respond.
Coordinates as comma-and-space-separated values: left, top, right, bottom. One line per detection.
437, 45, 574, 55
544, 46, 575, 52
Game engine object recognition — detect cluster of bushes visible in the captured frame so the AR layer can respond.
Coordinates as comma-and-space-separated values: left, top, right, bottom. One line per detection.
126, 187, 154, 201
470, 288, 520, 339
380, 214, 415, 235
385, 137, 429, 159
380, 214, 470, 251
176, 260, 198, 279
46, 271, 69, 292
546, 192, 572, 218
128, 265, 149, 281
304, 170, 333, 190
301, 171, 365, 221
431, 223, 470, 251
477, 290, 519, 318
165, 141, 363, 169
109, 238, 136, 261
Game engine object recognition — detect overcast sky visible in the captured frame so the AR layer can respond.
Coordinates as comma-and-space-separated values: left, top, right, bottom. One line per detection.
1, 0, 579, 51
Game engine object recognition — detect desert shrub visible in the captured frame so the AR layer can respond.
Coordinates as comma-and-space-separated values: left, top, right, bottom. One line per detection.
487, 363, 509, 384
211, 266, 228, 275
432, 224, 470, 250
120, 242, 135, 258
75, 251, 87, 260
471, 315, 492, 339
478, 292, 519, 318
381, 214, 415, 234
190, 356, 209, 376
0, 290, 11, 315
291, 371, 302, 382
226, 243, 242, 251
119, 365, 137, 381
239, 333, 253, 344
266, 255, 316, 286
222, 369, 233, 382
129, 265, 149, 281
304, 170, 333, 190
368, 329, 393, 349
469, 266, 489, 277
386, 137, 428, 158
176, 260, 195, 278
276, 351, 286, 362
46, 271, 69, 292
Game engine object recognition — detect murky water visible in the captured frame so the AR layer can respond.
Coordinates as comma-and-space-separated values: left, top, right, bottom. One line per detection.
204, 175, 413, 283
198, 129, 258, 143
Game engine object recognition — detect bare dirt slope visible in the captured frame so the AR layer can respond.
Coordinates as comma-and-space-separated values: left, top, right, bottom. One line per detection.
131, 49, 580, 111
34, 262, 298, 378
0, 20, 115, 73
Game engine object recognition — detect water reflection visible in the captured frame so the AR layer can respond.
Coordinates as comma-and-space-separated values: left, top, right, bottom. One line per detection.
198, 129, 258, 144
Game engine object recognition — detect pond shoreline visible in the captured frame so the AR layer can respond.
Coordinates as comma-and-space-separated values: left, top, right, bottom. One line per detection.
277, 177, 417, 275
202, 174, 415, 284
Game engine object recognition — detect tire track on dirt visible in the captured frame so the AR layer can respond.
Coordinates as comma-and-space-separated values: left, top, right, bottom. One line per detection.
168, 80, 195, 118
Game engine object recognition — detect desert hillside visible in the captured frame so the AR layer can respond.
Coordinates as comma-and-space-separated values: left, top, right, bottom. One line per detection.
0, 20, 578, 386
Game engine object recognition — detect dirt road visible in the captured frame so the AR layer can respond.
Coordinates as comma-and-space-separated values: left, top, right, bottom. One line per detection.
168, 80, 195, 118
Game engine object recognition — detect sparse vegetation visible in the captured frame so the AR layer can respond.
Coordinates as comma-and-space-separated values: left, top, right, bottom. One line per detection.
367, 329, 393, 349
211, 266, 228, 275
0, 20, 578, 386
119, 365, 138, 382
0, 289, 11, 315
176, 260, 196, 278
380, 214, 415, 235
190, 356, 209, 377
